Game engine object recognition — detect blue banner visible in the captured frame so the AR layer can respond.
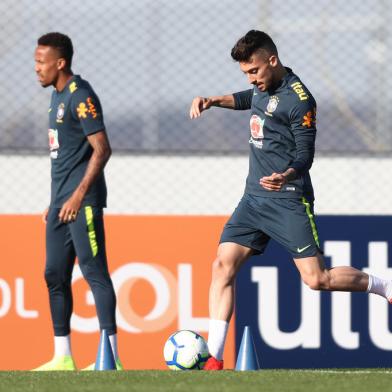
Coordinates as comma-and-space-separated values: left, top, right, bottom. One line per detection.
235, 216, 392, 368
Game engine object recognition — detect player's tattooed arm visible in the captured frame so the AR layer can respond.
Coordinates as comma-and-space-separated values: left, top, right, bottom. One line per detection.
77, 130, 111, 198
58, 130, 111, 223
189, 95, 235, 118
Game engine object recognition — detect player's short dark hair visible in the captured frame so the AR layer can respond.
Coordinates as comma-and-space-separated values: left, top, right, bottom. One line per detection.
231, 30, 278, 62
37, 32, 74, 68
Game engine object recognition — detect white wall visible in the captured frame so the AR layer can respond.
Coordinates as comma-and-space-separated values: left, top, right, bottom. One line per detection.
0, 155, 391, 215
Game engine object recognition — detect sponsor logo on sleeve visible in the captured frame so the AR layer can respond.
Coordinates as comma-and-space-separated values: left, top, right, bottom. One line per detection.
86, 97, 97, 118
302, 108, 317, 128
77, 102, 88, 119
291, 82, 308, 101
77, 97, 98, 119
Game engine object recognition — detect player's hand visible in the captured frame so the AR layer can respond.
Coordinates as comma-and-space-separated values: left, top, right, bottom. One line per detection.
42, 207, 49, 224
260, 172, 287, 191
58, 194, 82, 223
189, 97, 213, 119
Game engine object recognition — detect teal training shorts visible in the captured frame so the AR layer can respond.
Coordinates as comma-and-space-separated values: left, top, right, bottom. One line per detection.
220, 193, 321, 258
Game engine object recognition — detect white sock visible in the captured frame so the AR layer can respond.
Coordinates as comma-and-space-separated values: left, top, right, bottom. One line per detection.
54, 335, 72, 357
367, 274, 392, 301
207, 319, 229, 361
109, 333, 119, 360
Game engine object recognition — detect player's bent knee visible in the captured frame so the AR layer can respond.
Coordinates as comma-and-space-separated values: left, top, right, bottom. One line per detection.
302, 274, 330, 291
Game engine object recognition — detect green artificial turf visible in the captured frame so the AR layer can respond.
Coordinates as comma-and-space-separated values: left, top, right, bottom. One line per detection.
0, 369, 391, 392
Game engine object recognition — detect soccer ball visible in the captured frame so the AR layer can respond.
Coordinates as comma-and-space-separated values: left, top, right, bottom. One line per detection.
163, 330, 210, 370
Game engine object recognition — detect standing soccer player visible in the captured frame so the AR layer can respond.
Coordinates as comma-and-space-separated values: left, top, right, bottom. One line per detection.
190, 30, 392, 370
34, 32, 122, 370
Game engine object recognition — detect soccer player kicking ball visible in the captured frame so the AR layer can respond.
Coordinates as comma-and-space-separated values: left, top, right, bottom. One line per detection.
33, 32, 122, 370
190, 30, 392, 370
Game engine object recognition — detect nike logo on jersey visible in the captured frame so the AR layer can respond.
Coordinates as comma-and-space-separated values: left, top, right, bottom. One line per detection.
297, 244, 311, 253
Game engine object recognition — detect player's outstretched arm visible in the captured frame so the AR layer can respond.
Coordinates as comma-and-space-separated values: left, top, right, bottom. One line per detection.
189, 95, 235, 119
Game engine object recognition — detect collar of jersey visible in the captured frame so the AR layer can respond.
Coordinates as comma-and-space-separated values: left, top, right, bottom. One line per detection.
55, 75, 80, 95
267, 67, 293, 94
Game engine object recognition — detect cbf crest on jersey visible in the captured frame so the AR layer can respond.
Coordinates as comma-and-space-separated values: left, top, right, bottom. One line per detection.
266, 96, 279, 114
56, 103, 65, 123
249, 114, 265, 149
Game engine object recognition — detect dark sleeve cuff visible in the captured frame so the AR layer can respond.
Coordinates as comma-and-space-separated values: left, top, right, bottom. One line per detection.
288, 162, 304, 176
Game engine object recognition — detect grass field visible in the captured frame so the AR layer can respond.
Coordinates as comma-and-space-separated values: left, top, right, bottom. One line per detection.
1, 370, 391, 392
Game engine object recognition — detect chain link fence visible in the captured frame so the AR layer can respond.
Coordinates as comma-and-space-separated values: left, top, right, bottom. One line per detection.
0, 0, 391, 214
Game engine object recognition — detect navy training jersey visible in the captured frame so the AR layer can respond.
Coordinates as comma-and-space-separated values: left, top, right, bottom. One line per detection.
48, 75, 107, 208
233, 68, 316, 201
